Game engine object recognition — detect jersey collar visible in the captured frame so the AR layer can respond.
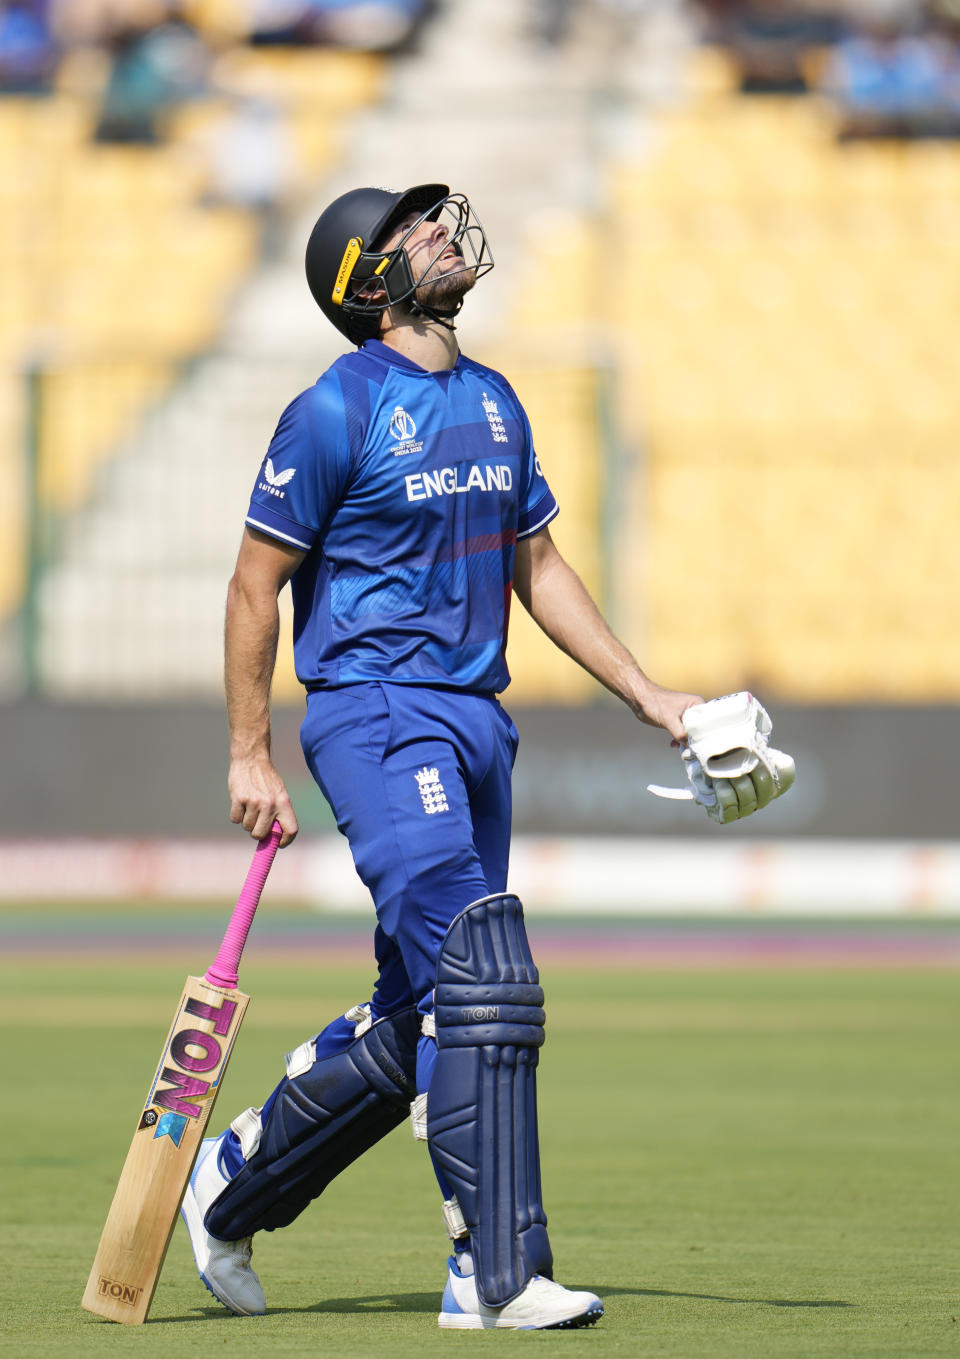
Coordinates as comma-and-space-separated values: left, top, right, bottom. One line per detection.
360, 338, 462, 376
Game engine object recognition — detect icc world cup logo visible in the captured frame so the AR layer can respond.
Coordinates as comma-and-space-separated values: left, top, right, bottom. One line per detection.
389, 406, 417, 442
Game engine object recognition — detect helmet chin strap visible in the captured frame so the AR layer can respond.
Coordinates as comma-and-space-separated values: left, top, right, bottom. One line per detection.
406, 297, 462, 331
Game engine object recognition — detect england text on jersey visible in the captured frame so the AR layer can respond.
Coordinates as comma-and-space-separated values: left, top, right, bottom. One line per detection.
404, 464, 513, 502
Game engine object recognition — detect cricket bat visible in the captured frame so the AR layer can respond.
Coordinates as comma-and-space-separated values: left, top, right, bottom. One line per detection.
81, 823, 283, 1324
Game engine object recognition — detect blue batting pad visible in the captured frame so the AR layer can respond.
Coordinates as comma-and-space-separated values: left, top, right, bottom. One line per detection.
205, 1007, 418, 1241
427, 894, 553, 1306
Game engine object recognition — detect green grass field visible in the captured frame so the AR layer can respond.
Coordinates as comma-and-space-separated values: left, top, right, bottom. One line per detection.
2, 949, 958, 1357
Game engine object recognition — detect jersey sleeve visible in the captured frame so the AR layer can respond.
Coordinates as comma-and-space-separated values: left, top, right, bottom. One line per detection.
245, 376, 352, 551
515, 402, 559, 540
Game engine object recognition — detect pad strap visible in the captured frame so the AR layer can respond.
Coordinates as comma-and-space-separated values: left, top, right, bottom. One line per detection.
426, 894, 553, 1307
205, 1007, 418, 1240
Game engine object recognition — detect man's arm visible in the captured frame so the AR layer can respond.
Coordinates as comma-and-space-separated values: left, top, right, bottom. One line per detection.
225, 526, 305, 845
513, 526, 701, 742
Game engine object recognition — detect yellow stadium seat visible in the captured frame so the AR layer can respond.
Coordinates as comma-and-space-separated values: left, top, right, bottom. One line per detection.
0, 373, 26, 620
607, 70, 960, 700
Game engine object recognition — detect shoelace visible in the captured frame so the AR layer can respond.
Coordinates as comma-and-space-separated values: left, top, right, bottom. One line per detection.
229, 1238, 254, 1269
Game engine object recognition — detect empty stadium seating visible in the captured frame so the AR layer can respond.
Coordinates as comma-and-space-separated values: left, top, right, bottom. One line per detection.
0, 41, 385, 688
609, 89, 960, 701
5, 22, 959, 707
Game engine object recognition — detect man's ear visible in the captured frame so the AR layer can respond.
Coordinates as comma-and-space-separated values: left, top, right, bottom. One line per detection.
352, 277, 387, 303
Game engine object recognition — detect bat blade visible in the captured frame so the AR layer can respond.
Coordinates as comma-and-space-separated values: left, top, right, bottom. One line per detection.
82, 975, 249, 1324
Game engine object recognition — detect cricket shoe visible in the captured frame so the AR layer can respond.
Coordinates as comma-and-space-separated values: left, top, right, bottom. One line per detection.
438, 1253, 603, 1330
180, 1132, 265, 1316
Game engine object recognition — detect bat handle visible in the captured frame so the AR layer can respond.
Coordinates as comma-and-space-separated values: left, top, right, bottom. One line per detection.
204, 822, 283, 990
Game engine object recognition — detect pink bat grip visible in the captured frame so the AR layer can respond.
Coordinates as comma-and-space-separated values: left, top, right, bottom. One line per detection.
204, 822, 283, 989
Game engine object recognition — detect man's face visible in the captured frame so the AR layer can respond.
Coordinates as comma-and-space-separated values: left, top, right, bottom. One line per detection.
380, 208, 477, 311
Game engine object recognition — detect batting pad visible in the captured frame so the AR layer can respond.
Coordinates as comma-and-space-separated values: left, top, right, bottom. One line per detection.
205, 1007, 419, 1240
427, 894, 553, 1308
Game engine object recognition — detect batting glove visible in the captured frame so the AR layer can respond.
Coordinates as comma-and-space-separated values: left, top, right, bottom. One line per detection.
647, 692, 796, 824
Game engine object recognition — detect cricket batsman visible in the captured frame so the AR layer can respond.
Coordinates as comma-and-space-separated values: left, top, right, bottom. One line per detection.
180, 184, 795, 1329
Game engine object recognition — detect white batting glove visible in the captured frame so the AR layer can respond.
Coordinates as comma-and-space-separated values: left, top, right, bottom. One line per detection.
647, 692, 796, 824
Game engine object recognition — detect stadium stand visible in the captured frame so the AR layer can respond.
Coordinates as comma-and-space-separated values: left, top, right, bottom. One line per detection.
0, 94, 260, 667
0, 9, 388, 692
4, 0, 624, 701
609, 60, 960, 702
6, 0, 959, 707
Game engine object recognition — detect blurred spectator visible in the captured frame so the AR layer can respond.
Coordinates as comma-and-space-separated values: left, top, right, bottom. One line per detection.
826, 0, 960, 138
248, 0, 433, 51
533, 0, 579, 47
923, 0, 960, 115
0, 0, 57, 93
531, 0, 679, 51
705, 0, 841, 94
93, 2, 208, 144
199, 95, 296, 255
203, 96, 294, 211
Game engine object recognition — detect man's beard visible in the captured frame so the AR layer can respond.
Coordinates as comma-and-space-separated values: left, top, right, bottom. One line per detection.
413, 257, 477, 314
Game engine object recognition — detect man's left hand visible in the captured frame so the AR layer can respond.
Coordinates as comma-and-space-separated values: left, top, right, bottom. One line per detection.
634, 682, 705, 742
647, 692, 796, 823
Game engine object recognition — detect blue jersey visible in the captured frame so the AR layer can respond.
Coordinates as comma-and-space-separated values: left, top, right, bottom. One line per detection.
245, 339, 558, 694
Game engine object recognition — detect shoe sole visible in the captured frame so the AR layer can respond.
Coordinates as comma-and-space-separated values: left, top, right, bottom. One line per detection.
180, 1158, 264, 1317
438, 1302, 604, 1330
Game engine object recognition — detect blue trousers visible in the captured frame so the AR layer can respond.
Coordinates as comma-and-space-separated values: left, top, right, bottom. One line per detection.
302, 681, 518, 1089
218, 682, 520, 1203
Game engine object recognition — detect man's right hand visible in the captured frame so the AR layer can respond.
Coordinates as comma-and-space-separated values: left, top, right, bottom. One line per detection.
228, 756, 299, 847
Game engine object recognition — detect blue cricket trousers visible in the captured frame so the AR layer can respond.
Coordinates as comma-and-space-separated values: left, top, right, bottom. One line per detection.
217, 682, 520, 1191
301, 681, 519, 1089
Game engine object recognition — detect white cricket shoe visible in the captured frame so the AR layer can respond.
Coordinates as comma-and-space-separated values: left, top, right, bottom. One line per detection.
438, 1253, 603, 1330
180, 1133, 265, 1316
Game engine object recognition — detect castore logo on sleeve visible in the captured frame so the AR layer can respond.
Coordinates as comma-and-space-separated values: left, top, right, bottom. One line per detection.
259, 458, 296, 498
